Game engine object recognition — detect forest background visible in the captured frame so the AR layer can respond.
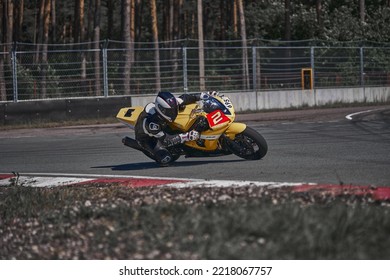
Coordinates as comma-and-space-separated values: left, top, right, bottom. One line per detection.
1, 0, 390, 101
1, 0, 390, 48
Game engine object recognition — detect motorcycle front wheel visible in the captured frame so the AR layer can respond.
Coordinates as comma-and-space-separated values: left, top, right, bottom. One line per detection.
231, 126, 268, 160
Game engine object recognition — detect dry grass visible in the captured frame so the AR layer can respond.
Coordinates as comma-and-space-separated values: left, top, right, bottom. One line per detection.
1, 184, 390, 260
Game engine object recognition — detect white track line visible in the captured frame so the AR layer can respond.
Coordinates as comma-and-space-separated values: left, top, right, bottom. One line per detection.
166, 180, 306, 189
345, 108, 383, 120
14, 172, 204, 182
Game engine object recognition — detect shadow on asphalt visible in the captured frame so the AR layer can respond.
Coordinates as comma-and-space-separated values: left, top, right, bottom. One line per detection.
92, 158, 245, 171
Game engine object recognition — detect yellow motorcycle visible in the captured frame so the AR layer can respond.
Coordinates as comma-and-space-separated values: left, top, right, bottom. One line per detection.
116, 95, 268, 163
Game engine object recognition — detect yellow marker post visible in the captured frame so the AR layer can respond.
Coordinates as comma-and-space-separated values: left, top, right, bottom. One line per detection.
301, 68, 313, 90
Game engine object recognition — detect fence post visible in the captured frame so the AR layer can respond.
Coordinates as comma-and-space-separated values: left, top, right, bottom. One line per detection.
102, 41, 109, 98
360, 47, 365, 88
310, 46, 317, 106
11, 46, 18, 102
252, 47, 257, 91
310, 47, 315, 89
182, 47, 188, 93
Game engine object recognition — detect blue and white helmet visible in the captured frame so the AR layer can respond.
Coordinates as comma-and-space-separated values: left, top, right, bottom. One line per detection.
155, 91, 178, 122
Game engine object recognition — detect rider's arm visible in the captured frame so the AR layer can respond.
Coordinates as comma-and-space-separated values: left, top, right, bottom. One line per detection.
177, 93, 201, 105
178, 91, 221, 106
162, 131, 199, 147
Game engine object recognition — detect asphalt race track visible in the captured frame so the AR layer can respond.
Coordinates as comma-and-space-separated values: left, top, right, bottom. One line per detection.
1, 106, 389, 186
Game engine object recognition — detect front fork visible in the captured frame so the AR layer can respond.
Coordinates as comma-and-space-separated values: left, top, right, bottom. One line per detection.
224, 122, 247, 140
219, 122, 247, 153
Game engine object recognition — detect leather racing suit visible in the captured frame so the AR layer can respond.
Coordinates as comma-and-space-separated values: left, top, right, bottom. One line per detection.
134, 93, 206, 165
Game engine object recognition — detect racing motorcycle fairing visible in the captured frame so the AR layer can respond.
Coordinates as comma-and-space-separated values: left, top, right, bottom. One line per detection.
224, 122, 247, 139
117, 106, 143, 128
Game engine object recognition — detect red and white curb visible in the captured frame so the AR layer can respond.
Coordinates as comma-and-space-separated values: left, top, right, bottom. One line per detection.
1, 173, 389, 201
0, 173, 187, 188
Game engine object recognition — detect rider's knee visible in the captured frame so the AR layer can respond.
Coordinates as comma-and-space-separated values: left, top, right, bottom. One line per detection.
154, 147, 173, 166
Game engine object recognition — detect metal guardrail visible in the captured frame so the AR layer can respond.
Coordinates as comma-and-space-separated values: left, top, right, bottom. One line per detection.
1, 42, 390, 102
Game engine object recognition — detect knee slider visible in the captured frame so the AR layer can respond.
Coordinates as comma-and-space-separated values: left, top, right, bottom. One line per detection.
154, 147, 173, 164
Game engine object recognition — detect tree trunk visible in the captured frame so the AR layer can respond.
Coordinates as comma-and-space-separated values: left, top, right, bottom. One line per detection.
172, 0, 182, 89
87, 0, 94, 44
41, 0, 51, 99
284, 0, 292, 88
79, 0, 85, 43
0, 0, 8, 101
168, 0, 174, 43
93, 0, 101, 96
237, 0, 249, 89
79, 0, 85, 48
50, 0, 55, 43
233, 0, 238, 38
315, 0, 323, 38
0, 53, 6, 100
107, 0, 115, 39
135, 0, 142, 41
73, 0, 80, 43
35, 0, 45, 63
86, 0, 94, 95
359, 0, 365, 23
79, 0, 87, 97
284, 0, 291, 41
14, 0, 24, 42
150, 0, 161, 92
175, 0, 183, 41
123, 0, 132, 95
197, 0, 205, 91
130, 0, 135, 56
6, 0, 14, 44
2, 0, 14, 66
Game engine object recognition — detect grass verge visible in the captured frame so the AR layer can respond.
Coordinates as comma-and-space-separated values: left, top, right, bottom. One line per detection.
1, 184, 389, 260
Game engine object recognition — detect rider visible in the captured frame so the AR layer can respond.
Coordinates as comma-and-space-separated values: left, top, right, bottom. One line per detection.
134, 90, 221, 166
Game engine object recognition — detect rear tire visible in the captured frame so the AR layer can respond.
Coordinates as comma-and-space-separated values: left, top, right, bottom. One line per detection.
231, 126, 268, 160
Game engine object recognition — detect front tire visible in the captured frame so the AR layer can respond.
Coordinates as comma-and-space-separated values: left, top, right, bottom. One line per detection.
231, 126, 268, 160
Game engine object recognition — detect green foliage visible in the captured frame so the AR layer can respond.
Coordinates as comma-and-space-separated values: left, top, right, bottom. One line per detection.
365, 7, 390, 42
241, 0, 390, 43
291, 3, 318, 40
16, 63, 63, 100
244, 0, 285, 40
324, 5, 363, 41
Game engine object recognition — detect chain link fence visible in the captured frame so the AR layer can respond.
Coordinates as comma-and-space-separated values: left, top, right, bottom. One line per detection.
1, 40, 390, 102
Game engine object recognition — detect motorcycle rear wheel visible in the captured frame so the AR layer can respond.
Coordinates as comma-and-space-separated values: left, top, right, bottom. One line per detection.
232, 126, 268, 160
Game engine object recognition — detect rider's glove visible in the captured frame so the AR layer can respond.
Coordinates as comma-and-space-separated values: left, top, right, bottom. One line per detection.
179, 130, 200, 143
188, 130, 200, 141
200, 91, 222, 100
176, 97, 186, 111
200, 92, 210, 100
209, 91, 221, 97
